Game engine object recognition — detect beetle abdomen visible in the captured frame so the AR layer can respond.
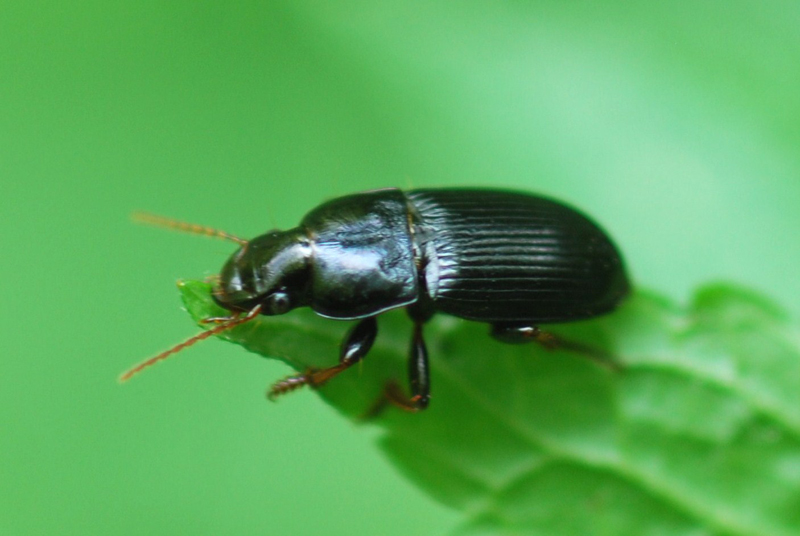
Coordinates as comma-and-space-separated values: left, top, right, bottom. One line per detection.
407, 189, 629, 323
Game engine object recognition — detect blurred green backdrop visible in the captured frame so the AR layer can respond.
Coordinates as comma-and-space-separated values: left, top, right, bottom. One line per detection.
2, 2, 799, 535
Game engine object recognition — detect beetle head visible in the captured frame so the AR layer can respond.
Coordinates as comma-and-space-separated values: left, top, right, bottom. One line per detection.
214, 229, 312, 315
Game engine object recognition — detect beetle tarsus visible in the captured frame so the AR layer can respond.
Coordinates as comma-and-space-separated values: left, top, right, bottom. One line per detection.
200, 315, 237, 324
267, 317, 379, 400
385, 380, 429, 412
552, 337, 624, 372
267, 372, 313, 400
362, 380, 429, 419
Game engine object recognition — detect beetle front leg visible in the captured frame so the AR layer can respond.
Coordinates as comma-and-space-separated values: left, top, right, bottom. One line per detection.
490, 323, 621, 371
268, 316, 378, 400
200, 314, 238, 324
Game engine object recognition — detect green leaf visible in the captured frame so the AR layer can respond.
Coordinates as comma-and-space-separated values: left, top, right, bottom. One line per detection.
180, 280, 800, 536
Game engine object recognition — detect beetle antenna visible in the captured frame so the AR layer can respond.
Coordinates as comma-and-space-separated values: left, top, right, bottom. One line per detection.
132, 211, 248, 245
119, 304, 262, 382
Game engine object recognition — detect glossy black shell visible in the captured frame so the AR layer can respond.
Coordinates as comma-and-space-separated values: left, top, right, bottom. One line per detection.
406, 189, 629, 323
214, 187, 629, 324
206, 188, 630, 411
298, 188, 629, 322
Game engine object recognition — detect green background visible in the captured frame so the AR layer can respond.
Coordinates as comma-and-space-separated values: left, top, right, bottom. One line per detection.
2, 2, 798, 535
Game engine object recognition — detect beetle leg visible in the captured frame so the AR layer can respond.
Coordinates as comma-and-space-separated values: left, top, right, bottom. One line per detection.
366, 322, 431, 415
200, 315, 238, 324
267, 316, 378, 400
490, 323, 622, 371
490, 323, 554, 346
406, 322, 431, 409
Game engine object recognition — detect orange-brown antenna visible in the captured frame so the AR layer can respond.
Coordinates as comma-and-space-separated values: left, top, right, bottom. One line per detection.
132, 211, 248, 246
119, 304, 262, 382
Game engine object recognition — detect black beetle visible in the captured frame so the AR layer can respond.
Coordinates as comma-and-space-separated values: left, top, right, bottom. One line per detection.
122, 188, 629, 411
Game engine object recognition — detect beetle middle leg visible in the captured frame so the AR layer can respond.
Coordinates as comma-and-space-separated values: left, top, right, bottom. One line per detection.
268, 316, 378, 400
390, 322, 431, 411
364, 321, 431, 417
490, 323, 621, 371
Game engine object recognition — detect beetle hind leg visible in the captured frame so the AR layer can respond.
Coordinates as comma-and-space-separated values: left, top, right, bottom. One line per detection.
490, 322, 622, 371
267, 316, 378, 400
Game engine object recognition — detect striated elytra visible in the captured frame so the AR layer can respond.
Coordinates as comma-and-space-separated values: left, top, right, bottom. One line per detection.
124, 188, 630, 411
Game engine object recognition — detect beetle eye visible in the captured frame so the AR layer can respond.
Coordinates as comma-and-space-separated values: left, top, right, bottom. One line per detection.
268, 292, 291, 315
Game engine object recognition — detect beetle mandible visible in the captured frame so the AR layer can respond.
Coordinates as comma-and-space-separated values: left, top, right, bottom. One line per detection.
122, 188, 630, 411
